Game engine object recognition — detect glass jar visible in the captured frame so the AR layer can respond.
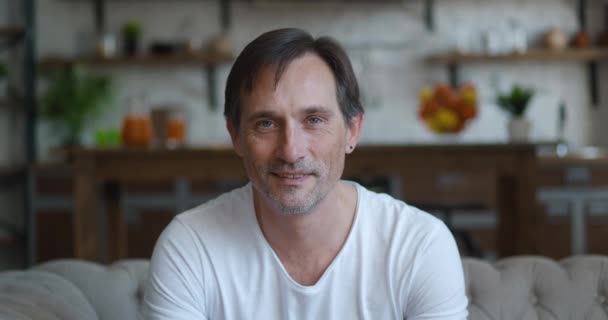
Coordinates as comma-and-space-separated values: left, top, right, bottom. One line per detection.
121, 95, 152, 148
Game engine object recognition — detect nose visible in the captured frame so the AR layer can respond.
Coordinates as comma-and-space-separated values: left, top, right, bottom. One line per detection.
276, 122, 306, 163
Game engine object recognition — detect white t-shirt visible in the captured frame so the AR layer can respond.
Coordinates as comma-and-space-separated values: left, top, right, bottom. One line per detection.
142, 182, 468, 320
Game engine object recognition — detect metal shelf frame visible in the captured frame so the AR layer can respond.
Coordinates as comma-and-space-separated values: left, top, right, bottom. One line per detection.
0, 0, 37, 267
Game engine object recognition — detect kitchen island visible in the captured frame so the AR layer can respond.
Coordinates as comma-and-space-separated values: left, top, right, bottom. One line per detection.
71, 143, 538, 262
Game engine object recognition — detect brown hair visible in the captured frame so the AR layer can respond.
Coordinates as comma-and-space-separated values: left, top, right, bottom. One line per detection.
224, 28, 364, 131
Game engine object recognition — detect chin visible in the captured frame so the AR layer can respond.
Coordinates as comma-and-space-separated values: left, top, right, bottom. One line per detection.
268, 192, 321, 216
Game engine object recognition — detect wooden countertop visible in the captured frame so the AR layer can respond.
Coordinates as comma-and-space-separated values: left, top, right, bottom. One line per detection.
70, 142, 538, 156
538, 146, 608, 167
67, 142, 539, 261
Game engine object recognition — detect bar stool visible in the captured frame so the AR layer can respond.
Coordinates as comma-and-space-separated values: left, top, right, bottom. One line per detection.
537, 187, 608, 255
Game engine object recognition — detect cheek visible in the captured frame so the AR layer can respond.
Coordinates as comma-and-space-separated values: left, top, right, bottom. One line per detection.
242, 136, 274, 167
317, 137, 346, 168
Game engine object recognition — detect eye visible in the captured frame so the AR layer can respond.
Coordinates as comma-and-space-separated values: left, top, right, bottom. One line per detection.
256, 120, 274, 128
306, 116, 323, 125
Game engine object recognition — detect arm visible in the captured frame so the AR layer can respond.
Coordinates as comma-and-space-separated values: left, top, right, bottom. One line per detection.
141, 219, 208, 320
404, 222, 469, 320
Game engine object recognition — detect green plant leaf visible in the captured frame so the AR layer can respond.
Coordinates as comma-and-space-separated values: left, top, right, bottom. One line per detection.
40, 66, 114, 145
496, 84, 535, 118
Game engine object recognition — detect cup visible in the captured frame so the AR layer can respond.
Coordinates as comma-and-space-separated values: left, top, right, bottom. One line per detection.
166, 110, 186, 148
96, 32, 117, 58
149, 104, 187, 149
150, 108, 170, 148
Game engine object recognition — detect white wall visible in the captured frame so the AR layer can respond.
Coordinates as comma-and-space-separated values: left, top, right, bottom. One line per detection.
29, 0, 608, 159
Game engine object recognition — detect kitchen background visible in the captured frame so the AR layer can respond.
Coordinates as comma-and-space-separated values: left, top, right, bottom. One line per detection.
1, 0, 608, 268
30, 0, 608, 149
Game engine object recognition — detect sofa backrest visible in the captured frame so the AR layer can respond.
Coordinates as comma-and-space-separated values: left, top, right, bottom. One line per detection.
36, 259, 149, 320
0, 255, 606, 320
462, 255, 608, 320
0, 269, 98, 319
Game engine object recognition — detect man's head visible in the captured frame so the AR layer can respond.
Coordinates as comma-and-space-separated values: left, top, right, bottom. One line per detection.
225, 28, 364, 215
225, 28, 364, 131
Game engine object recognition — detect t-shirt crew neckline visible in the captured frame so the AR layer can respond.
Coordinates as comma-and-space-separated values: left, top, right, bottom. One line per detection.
247, 181, 362, 293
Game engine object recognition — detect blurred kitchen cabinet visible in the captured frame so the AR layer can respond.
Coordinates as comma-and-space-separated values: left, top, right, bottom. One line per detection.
33, 164, 242, 262
537, 154, 608, 259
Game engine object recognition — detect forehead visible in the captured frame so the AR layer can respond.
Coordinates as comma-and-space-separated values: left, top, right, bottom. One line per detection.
241, 54, 339, 115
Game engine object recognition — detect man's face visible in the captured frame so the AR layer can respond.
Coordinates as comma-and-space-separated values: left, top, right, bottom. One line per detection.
228, 53, 362, 215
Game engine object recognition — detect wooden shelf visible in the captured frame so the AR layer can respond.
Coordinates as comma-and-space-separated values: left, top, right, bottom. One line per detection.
40, 51, 235, 109
40, 52, 234, 67
0, 233, 21, 248
428, 48, 608, 64
0, 98, 21, 111
0, 223, 23, 249
0, 166, 26, 188
0, 26, 24, 37
0, 166, 26, 177
428, 48, 608, 105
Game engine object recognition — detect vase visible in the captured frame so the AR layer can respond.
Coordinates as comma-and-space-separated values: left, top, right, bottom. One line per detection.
122, 35, 139, 56
508, 118, 530, 142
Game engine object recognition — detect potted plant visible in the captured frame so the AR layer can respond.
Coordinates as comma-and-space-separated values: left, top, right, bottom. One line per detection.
0, 62, 7, 98
121, 20, 142, 56
41, 65, 113, 146
496, 84, 535, 142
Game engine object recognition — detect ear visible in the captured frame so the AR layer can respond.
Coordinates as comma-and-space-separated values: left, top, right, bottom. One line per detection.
345, 113, 364, 154
227, 120, 243, 157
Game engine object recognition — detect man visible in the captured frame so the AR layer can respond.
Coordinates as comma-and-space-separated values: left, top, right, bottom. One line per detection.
142, 28, 468, 319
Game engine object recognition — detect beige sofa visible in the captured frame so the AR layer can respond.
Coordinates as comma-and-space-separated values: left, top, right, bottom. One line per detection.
0, 255, 606, 319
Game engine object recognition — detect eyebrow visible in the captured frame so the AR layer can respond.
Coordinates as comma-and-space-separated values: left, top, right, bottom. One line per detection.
246, 105, 335, 123
301, 105, 335, 117
246, 111, 276, 122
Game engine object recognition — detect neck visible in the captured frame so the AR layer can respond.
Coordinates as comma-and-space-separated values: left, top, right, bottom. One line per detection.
254, 181, 357, 264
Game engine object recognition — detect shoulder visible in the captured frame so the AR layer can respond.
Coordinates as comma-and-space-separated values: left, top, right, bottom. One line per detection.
355, 183, 445, 239
353, 182, 454, 265
174, 183, 253, 233
153, 183, 254, 257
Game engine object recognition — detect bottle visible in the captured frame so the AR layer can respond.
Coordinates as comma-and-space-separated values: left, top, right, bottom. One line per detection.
509, 20, 528, 54
166, 108, 186, 148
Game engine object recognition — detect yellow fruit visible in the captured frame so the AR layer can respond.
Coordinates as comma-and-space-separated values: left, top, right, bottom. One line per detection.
461, 90, 477, 106
435, 108, 460, 131
419, 87, 433, 103
427, 116, 444, 132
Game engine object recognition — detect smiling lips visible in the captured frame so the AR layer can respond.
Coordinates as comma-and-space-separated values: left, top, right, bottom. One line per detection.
267, 161, 318, 183
272, 172, 310, 179
270, 171, 315, 185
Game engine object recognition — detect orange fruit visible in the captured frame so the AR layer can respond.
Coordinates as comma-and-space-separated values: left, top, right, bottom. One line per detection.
434, 84, 454, 105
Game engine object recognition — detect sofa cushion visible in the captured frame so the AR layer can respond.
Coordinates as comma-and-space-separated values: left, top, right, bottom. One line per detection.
0, 270, 98, 319
561, 255, 608, 320
36, 259, 149, 320
462, 258, 503, 319
497, 256, 570, 320
463, 255, 608, 320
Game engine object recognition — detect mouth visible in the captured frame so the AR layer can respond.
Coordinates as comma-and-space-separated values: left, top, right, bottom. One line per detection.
271, 172, 311, 179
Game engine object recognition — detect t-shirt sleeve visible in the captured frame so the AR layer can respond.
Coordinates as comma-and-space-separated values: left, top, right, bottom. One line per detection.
404, 222, 469, 320
141, 218, 208, 320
